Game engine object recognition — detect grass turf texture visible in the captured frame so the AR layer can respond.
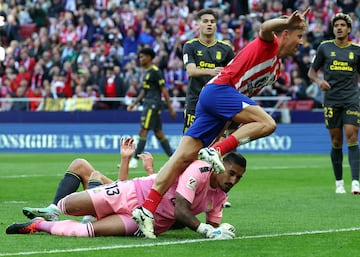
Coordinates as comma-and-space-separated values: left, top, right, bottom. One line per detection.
1, 153, 360, 257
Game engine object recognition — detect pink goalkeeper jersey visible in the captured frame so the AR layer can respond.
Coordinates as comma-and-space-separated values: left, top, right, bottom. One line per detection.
134, 160, 227, 235
208, 36, 281, 97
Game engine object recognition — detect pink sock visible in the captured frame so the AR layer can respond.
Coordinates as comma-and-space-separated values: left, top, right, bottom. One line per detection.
39, 220, 95, 237
212, 135, 238, 155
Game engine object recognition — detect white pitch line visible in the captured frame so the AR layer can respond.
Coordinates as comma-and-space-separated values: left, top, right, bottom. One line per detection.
1, 227, 360, 256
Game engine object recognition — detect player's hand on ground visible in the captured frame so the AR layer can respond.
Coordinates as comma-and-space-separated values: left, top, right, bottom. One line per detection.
138, 152, 155, 175
219, 223, 236, 233
120, 138, 136, 158
206, 223, 236, 240
196, 223, 215, 237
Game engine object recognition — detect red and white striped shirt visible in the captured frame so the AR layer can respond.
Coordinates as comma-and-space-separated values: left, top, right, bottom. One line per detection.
209, 36, 281, 97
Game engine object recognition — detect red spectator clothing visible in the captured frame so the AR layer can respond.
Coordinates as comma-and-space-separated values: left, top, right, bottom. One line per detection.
177, 18, 186, 35
233, 26, 249, 53
126, 91, 136, 98
59, 28, 79, 44
58, 27, 68, 44
92, 42, 111, 56
280, 70, 291, 86
64, 30, 79, 43
10, 72, 31, 92
19, 57, 36, 74
120, 11, 139, 32
30, 73, 44, 90
63, 70, 73, 98
8, 80, 18, 94
52, 80, 65, 96
26, 88, 42, 111
105, 76, 117, 97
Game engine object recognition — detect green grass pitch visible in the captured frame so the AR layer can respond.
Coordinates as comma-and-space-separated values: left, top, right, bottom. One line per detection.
1, 153, 360, 257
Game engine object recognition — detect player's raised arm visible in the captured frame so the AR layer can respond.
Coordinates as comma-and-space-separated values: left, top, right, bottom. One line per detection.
260, 8, 309, 42
138, 152, 156, 175
118, 138, 136, 181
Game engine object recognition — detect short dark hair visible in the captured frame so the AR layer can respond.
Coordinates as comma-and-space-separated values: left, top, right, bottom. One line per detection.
331, 13, 352, 29
138, 48, 156, 59
223, 152, 247, 169
197, 8, 218, 20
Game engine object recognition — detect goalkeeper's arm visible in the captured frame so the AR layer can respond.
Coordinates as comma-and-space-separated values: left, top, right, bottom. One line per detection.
174, 193, 235, 239
174, 193, 217, 232
174, 193, 223, 237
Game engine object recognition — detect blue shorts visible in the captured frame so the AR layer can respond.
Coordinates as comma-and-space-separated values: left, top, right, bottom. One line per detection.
185, 83, 257, 146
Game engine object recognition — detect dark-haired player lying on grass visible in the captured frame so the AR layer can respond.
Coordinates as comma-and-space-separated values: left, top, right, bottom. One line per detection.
7, 138, 246, 239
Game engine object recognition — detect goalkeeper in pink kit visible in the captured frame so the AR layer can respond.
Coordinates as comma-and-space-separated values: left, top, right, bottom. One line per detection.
6, 151, 246, 239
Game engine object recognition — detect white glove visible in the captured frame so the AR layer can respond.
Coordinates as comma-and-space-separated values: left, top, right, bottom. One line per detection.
207, 223, 236, 240
219, 223, 236, 233
196, 223, 215, 236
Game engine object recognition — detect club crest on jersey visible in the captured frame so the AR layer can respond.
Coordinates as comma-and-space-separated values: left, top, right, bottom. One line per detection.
186, 176, 198, 190
331, 52, 336, 57
206, 201, 213, 212
197, 50, 203, 56
216, 51, 222, 60
349, 52, 354, 60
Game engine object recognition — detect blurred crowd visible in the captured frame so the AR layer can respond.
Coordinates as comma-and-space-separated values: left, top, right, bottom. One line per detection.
0, 0, 359, 111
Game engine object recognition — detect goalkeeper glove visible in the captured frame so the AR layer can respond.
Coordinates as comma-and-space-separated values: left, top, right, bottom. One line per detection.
196, 223, 214, 236
206, 223, 235, 240
219, 223, 236, 233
